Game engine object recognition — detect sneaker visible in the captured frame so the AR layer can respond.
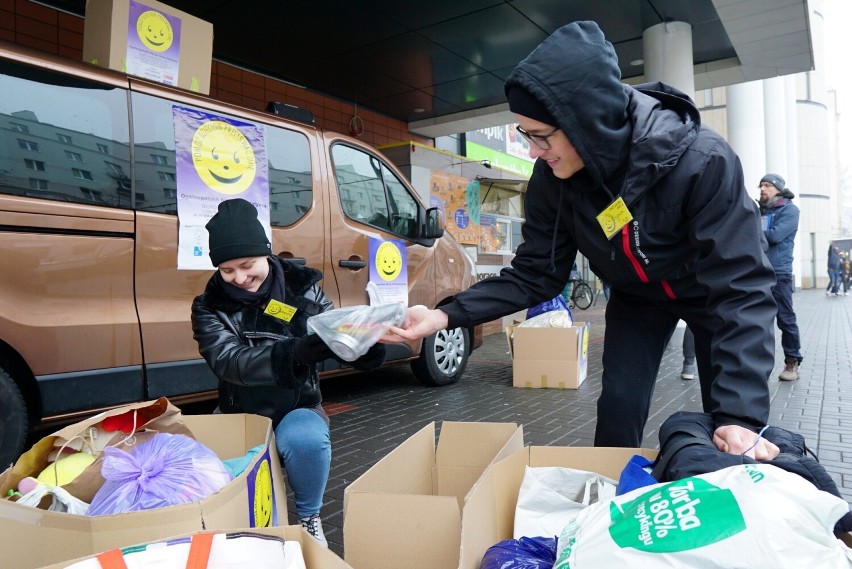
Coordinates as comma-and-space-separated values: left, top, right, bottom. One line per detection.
680, 362, 697, 380
299, 514, 328, 548
779, 361, 800, 381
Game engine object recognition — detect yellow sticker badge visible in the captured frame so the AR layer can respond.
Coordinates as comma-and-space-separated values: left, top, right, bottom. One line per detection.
264, 299, 296, 322
596, 196, 634, 240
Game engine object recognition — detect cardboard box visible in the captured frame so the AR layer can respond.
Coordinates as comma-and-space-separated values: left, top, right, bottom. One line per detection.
505, 322, 590, 388
343, 421, 524, 569
82, 0, 213, 94
458, 446, 657, 569
38, 526, 351, 569
0, 413, 287, 569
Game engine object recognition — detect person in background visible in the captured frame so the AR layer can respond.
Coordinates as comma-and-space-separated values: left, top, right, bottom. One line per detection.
757, 174, 802, 381
681, 327, 697, 380
841, 252, 851, 295
827, 243, 842, 296
383, 21, 779, 460
191, 198, 386, 547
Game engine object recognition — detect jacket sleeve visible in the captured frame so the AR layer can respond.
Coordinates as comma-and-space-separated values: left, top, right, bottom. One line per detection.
685, 144, 776, 430
191, 296, 302, 389
763, 203, 799, 245
442, 163, 575, 329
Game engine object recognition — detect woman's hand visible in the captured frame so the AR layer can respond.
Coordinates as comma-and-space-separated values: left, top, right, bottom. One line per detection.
381, 305, 448, 343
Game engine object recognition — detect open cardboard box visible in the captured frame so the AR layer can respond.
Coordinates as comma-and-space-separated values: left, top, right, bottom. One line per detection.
82, 0, 213, 93
505, 321, 590, 389
343, 421, 524, 569
457, 446, 852, 568
38, 526, 351, 569
0, 413, 287, 569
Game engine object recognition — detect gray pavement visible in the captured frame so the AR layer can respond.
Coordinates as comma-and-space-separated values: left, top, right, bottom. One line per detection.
314, 287, 852, 557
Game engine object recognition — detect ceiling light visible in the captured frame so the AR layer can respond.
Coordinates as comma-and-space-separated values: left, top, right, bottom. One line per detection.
630, 59, 644, 66
413, 107, 425, 113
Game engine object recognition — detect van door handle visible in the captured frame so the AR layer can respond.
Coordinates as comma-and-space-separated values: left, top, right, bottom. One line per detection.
339, 259, 367, 269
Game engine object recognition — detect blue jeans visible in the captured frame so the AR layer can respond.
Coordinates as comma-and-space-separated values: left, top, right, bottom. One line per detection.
274, 408, 331, 518
772, 274, 802, 362
828, 269, 841, 293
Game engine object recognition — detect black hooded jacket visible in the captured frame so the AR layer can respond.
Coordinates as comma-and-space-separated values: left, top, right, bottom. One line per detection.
440, 22, 777, 429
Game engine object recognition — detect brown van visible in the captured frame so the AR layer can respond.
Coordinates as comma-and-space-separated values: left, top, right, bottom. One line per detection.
0, 41, 481, 466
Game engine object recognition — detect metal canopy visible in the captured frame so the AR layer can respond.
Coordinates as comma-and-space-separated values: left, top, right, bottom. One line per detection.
46, 0, 813, 137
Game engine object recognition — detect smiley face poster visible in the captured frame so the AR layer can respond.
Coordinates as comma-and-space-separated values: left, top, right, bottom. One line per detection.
126, 1, 181, 86
369, 238, 408, 305
173, 105, 270, 269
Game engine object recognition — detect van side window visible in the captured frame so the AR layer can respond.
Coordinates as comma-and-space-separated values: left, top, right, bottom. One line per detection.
0, 60, 131, 207
331, 144, 419, 239
131, 92, 312, 225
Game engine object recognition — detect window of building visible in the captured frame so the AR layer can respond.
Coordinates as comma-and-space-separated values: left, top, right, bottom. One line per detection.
80, 188, 104, 202
17, 139, 39, 151
97, 143, 110, 154
29, 178, 48, 190
65, 150, 83, 162
72, 168, 94, 180
157, 171, 176, 182
163, 188, 176, 199
105, 162, 125, 176
10, 122, 29, 133
151, 154, 168, 165
25, 158, 45, 171
57, 133, 73, 144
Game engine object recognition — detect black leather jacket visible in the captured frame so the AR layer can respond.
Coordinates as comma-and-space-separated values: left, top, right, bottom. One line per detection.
191, 258, 333, 425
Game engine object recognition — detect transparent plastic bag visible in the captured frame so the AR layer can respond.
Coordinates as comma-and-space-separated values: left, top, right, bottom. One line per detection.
517, 310, 573, 329
306, 303, 406, 361
86, 432, 233, 516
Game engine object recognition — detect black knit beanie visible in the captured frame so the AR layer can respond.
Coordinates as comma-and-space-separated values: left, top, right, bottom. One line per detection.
506, 85, 557, 126
205, 198, 271, 266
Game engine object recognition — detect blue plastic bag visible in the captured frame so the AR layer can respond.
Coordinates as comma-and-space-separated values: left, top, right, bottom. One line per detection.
615, 454, 658, 495
479, 536, 557, 569
526, 295, 571, 319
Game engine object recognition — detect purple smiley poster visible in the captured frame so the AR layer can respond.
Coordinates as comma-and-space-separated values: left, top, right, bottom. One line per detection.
368, 238, 408, 305
126, 0, 182, 86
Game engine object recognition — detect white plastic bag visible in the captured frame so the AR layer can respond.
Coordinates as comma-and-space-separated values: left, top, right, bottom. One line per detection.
307, 303, 405, 361
513, 466, 617, 539
554, 464, 852, 568
15, 483, 89, 514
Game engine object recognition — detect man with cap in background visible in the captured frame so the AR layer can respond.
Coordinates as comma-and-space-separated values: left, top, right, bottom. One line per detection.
758, 174, 803, 380
385, 21, 779, 460
191, 198, 385, 546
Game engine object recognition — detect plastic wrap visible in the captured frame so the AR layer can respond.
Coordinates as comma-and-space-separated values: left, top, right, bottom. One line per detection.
306, 303, 406, 361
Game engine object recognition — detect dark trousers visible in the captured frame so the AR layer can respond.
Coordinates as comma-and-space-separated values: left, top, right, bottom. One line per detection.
772, 274, 802, 362
682, 327, 696, 364
594, 290, 765, 447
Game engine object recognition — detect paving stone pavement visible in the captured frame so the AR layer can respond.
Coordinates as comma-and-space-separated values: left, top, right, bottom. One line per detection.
303, 288, 852, 557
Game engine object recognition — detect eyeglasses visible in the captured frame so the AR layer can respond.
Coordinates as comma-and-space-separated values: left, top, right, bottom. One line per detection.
515, 125, 560, 150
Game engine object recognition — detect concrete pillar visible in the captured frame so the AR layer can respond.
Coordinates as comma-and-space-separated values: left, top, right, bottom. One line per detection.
726, 81, 766, 193
784, 75, 804, 289
763, 76, 788, 178
642, 21, 695, 101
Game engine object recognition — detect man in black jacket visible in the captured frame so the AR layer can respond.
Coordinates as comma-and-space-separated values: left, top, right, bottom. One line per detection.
385, 21, 778, 460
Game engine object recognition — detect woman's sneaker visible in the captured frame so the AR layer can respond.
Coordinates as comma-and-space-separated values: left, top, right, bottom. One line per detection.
299, 514, 328, 548
680, 362, 697, 380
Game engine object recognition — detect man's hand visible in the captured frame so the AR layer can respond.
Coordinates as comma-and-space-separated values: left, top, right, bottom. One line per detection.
381, 305, 448, 343
713, 424, 779, 460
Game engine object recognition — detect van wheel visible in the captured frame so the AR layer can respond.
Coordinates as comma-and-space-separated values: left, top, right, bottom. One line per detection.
0, 368, 28, 469
411, 327, 469, 387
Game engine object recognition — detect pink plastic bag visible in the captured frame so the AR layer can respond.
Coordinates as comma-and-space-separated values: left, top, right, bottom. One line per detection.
86, 432, 233, 516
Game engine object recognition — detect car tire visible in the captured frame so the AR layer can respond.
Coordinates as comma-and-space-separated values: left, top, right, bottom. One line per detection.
411, 326, 469, 387
0, 367, 28, 469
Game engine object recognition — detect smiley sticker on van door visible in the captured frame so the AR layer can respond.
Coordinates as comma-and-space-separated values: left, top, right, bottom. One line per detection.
375, 241, 403, 281
136, 10, 174, 53
191, 121, 257, 194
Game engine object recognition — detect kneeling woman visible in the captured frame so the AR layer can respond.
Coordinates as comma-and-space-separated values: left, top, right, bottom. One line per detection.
191, 198, 385, 547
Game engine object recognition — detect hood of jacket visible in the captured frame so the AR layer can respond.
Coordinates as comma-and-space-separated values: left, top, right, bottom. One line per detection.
504, 21, 700, 195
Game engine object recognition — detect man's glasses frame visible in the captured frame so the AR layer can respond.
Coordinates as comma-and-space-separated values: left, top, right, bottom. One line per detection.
515, 125, 560, 150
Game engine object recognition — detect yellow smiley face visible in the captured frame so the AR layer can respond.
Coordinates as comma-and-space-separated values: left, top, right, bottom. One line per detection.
191, 121, 257, 194
252, 459, 273, 527
375, 241, 403, 282
136, 11, 173, 53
